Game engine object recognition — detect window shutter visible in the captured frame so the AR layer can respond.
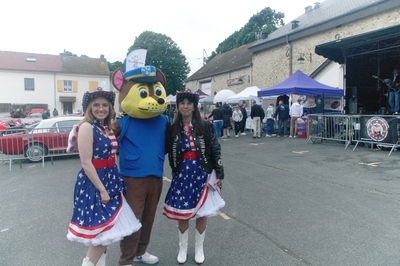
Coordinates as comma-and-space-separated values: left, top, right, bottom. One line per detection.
72, 81, 78, 92
57, 80, 63, 92
89, 81, 98, 92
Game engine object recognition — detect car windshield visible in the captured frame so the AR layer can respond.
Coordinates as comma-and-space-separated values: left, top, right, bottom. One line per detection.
50, 120, 80, 133
26, 123, 39, 132
29, 113, 43, 117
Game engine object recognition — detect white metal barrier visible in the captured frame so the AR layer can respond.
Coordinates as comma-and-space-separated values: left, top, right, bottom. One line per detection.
306, 114, 400, 156
306, 114, 353, 149
0, 126, 79, 171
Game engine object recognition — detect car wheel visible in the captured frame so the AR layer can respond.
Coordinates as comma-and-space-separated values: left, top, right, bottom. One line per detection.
24, 143, 48, 162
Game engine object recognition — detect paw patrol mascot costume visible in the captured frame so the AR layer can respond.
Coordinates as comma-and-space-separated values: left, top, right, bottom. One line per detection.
111, 50, 169, 265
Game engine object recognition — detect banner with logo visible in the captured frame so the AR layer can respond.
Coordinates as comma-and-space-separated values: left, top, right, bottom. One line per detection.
360, 116, 398, 144
125, 49, 147, 72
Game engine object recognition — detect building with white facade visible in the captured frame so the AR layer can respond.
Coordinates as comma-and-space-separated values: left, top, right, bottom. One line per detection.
0, 51, 110, 115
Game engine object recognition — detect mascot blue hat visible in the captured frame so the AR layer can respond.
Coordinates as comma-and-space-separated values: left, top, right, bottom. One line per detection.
124, 66, 160, 83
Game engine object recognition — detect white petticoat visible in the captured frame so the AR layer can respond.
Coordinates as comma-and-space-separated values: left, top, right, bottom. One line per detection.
67, 195, 141, 246
195, 187, 226, 218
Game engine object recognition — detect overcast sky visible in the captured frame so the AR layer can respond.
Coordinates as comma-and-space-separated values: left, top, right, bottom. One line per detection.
1, 0, 316, 75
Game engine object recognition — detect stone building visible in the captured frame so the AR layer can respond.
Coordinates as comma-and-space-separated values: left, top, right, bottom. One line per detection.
250, 0, 400, 113
186, 0, 400, 113
185, 41, 255, 96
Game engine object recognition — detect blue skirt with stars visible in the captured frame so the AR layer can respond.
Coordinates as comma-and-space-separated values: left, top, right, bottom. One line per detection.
163, 142, 225, 221
67, 125, 141, 246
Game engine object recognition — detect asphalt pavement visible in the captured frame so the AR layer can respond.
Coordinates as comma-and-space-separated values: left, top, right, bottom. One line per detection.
1, 131, 400, 266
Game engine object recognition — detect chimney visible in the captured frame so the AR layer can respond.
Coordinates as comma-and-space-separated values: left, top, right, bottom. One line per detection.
305, 5, 313, 12
314, 2, 321, 9
262, 32, 268, 39
291, 20, 299, 29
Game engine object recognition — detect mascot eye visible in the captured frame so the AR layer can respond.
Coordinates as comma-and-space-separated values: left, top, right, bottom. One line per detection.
155, 86, 162, 96
138, 88, 148, 98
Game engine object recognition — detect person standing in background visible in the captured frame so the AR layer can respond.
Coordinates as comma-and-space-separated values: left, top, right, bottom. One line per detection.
208, 103, 224, 142
221, 102, 232, 138
239, 103, 248, 135
289, 98, 303, 138
265, 103, 276, 137
275, 100, 290, 137
250, 100, 262, 139
53, 108, 59, 117
232, 105, 243, 137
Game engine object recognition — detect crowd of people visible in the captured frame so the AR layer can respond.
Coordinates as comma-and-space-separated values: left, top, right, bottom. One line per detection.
206, 98, 305, 140
166, 96, 308, 140
9, 108, 58, 119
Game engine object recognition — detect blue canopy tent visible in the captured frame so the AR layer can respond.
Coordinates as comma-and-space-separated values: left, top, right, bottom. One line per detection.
257, 70, 344, 97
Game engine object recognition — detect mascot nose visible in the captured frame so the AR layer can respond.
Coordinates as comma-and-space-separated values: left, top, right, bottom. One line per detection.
158, 98, 165, 104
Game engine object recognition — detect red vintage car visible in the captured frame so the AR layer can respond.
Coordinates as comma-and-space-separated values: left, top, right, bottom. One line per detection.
0, 116, 83, 161
0, 115, 24, 134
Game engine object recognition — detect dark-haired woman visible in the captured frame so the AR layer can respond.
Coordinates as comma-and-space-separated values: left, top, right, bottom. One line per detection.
163, 91, 225, 264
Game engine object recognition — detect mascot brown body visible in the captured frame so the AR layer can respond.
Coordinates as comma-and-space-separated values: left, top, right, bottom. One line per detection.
111, 66, 169, 265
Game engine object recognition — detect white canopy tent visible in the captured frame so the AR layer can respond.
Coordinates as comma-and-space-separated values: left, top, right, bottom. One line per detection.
227, 86, 260, 103
166, 94, 176, 104
213, 90, 236, 103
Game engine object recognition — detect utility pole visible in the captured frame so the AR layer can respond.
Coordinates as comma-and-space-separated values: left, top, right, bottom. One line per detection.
203, 49, 208, 65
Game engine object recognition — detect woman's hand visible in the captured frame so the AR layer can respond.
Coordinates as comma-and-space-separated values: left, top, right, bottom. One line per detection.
215, 179, 222, 187
100, 190, 110, 204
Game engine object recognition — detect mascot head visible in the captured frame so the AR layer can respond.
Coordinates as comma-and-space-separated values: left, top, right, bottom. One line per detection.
112, 66, 168, 119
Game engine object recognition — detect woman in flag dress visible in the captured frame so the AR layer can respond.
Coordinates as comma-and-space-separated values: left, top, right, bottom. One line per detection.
163, 90, 225, 264
67, 88, 141, 266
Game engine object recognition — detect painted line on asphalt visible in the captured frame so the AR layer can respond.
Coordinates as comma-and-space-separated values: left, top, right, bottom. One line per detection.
217, 211, 231, 220
1, 228, 9, 233
292, 151, 309, 154
358, 162, 382, 167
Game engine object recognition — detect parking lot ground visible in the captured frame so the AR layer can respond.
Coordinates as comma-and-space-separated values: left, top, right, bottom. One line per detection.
1, 133, 400, 266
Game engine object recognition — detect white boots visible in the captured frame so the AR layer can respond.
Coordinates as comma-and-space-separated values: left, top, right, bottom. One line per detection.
97, 253, 106, 266
81, 257, 95, 266
195, 229, 206, 264
177, 229, 189, 264
81, 253, 106, 266
177, 228, 206, 264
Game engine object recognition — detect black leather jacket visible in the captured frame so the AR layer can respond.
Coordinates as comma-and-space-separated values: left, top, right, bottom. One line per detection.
168, 121, 224, 180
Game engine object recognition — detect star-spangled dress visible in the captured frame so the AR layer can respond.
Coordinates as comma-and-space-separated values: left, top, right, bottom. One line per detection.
67, 123, 141, 246
163, 126, 225, 221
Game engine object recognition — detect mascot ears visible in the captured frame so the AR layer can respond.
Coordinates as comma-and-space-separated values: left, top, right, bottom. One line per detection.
112, 68, 125, 91
112, 67, 166, 92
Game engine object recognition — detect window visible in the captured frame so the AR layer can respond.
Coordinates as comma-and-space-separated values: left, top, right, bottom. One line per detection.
64, 81, 72, 92
24, 78, 35, 91
57, 80, 77, 92
53, 120, 80, 132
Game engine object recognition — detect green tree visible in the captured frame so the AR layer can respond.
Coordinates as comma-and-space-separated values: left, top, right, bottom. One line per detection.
59, 50, 77, 57
127, 31, 190, 95
208, 7, 284, 61
108, 61, 124, 73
